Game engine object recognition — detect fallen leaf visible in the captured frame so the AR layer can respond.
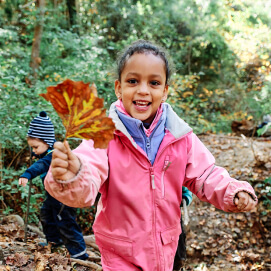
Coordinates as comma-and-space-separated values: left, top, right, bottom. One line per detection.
40, 79, 115, 148
34, 252, 48, 271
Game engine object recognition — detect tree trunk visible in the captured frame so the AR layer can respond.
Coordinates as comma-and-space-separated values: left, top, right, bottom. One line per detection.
187, 42, 192, 75
0, 144, 7, 210
30, 0, 45, 77
66, 0, 78, 32
4, 0, 13, 22
0, 144, 3, 207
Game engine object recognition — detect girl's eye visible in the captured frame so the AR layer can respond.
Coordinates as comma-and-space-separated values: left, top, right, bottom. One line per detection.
150, 81, 160, 86
127, 79, 137, 84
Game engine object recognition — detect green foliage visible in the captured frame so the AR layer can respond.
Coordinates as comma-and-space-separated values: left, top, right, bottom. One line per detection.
76, 206, 97, 235
1, 0, 271, 224
258, 177, 271, 210
0, 165, 44, 223
257, 123, 271, 136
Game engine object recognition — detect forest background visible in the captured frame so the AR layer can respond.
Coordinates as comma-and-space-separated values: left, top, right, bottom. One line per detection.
0, 0, 271, 237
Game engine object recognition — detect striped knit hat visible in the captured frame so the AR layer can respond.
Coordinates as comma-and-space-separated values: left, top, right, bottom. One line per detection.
27, 111, 55, 148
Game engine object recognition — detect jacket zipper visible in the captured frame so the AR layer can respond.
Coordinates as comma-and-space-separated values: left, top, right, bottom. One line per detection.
161, 156, 171, 198
150, 166, 160, 271
150, 167, 155, 189
147, 133, 191, 271
118, 130, 192, 271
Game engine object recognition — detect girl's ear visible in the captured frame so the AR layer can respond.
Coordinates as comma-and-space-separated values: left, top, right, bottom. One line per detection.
162, 84, 169, 102
114, 80, 122, 100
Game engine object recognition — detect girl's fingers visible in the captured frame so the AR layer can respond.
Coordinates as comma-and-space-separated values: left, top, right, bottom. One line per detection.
64, 140, 77, 161
53, 142, 67, 153
235, 192, 246, 210
242, 197, 257, 211
53, 141, 76, 162
51, 167, 68, 178
51, 157, 69, 169
64, 140, 81, 174
235, 192, 256, 211
51, 166, 77, 181
51, 140, 80, 179
53, 149, 68, 161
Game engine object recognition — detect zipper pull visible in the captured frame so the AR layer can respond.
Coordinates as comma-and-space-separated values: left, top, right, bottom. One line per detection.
150, 167, 155, 189
163, 156, 171, 171
163, 160, 169, 170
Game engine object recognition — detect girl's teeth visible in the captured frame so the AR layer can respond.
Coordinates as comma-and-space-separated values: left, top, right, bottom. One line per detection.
136, 101, 148, 106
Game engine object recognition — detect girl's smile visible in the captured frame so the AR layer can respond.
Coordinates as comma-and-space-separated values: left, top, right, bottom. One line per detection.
115, 53, 168, 123
133, 100, 151, 111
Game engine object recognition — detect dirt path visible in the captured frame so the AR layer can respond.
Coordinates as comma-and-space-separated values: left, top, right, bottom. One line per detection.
182, 134, 271, 271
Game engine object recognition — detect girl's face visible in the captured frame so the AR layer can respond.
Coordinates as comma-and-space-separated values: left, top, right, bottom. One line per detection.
27, 138, 49, 155
115, 53, 168, 123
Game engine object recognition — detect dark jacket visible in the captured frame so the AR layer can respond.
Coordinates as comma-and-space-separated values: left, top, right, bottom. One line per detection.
20, 148, 53, 182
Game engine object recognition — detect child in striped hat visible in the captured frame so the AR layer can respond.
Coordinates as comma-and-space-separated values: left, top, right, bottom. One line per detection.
19, 111, 88, 260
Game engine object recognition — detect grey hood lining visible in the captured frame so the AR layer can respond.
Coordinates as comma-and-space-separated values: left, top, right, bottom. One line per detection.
109, 102, 192, 146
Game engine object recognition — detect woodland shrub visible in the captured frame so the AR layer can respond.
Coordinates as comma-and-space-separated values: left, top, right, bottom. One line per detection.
0, 0, 270, 224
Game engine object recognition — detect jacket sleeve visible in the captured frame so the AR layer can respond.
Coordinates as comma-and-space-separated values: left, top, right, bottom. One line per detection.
44, 139, 108, 208
183, 133, 258, 212
181, 186, 193, 206
20, 153, 52, 180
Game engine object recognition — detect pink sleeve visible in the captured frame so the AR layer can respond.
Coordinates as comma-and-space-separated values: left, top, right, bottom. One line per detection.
183, 133, 258, 212
44, 139, 108, 208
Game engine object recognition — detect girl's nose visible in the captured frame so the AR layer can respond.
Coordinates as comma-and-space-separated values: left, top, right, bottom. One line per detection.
137, 83, 149, 95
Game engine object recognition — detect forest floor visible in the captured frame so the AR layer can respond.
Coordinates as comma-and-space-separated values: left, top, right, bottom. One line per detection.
0, 134, 270, 271
183, 134, 271, 271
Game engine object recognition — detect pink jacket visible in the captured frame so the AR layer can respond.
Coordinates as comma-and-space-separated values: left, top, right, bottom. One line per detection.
45, 103, 257, 271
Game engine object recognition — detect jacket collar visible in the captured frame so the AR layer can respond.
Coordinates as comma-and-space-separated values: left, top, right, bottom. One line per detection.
33, 144, 54, 159
164, 103, 192, 138
109, 102, 192, 145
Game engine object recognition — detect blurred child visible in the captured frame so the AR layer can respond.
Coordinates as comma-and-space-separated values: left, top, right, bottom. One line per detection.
45, 40, 258, 271
19, 111, 88, 260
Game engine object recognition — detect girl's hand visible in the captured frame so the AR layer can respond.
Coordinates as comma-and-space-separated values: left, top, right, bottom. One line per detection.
51, 141, 81, 181
19, 178, 28, 187
234, 191, 257, 212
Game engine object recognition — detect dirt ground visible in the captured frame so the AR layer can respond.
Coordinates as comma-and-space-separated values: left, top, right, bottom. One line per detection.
182, 134, 271, 271
0, 134, 270, 271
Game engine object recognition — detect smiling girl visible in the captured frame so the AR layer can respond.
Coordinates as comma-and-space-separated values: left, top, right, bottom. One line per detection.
45, 40, 258, 271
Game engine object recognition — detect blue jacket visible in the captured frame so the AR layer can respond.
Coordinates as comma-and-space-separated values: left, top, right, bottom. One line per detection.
20, 148, 53, 182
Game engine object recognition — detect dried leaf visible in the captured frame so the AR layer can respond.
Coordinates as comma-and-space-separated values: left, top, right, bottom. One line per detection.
34, 252, 48, 271
40, 79, 115, 148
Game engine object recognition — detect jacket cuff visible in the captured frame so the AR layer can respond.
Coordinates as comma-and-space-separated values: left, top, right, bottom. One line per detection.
182, 195, 193, 206
20, 172, 32, 180
224, 181, 258, 211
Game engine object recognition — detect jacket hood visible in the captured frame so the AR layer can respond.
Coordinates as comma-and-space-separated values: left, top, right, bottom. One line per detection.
163, 103, 192, 138
109, 102, 192, 144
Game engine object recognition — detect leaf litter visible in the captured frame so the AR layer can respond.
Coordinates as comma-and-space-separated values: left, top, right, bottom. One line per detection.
183, 134, 271, 271
1, 134, 270, 270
